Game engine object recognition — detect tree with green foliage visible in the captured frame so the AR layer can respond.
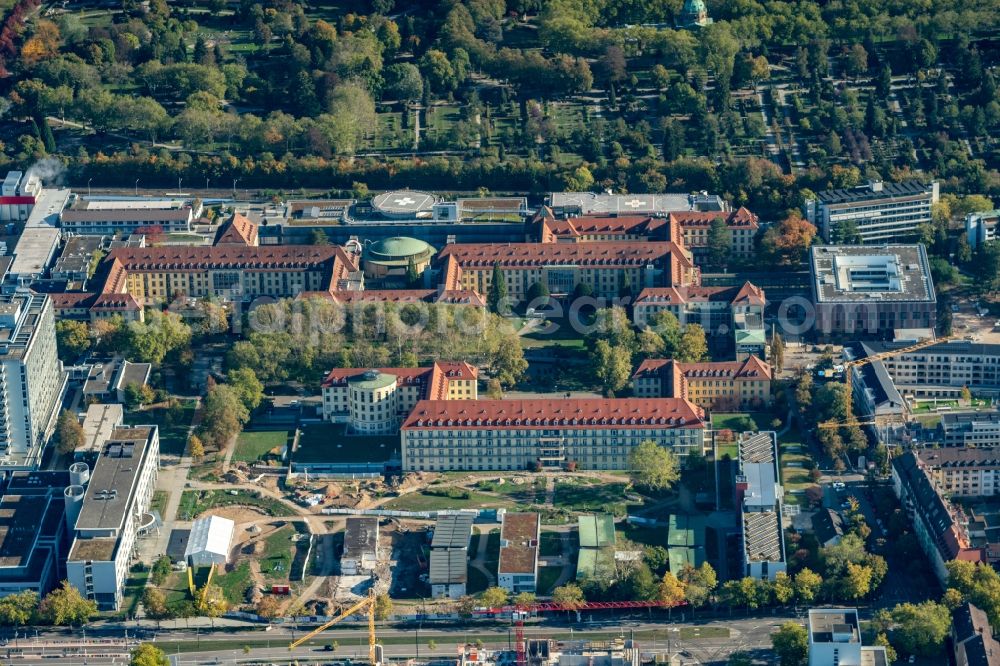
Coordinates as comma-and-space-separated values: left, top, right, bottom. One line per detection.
592, 339, 632, 395
56, 409, 84, 456
406, 256, 419, 286
771, 622, 808, 666
228, 367, 264, 412
525, 281, 550, 306
889, 601, 951, 657
676, 324, 708, 362
373, 593, 393, 620
141, 588, 171, 620
123, 382, 155, 409
150, 555, 172, 586
56, 320, 90, 361
0, 590, 37, 626
309, 229, 330, 245
38, 581, 96, 625
552, 583, 586, 610
629, 440, 680, 492
487, 262, 507, 314
706, 218, 732, 269
198, 383, 249, 449
480, 586, 508, 608
126, 311, 192, 365
130, 644, 169, 666
794, 568, 823, 604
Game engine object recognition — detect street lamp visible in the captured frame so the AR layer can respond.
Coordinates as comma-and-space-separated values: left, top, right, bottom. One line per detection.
87, 178, 92, 197
135, 179, 140, 196
232, 179, 239, 198
178, 177, 182, 193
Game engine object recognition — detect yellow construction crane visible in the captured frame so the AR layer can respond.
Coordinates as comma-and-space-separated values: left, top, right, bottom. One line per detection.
818, 335, 955, 429
288, 588, 379, 665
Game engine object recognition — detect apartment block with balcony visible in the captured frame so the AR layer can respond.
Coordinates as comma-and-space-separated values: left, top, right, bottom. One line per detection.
400, 398, 705, 472
860, 340, 1000, 399
940, 412, 1000, 448
0, 294, 66, 469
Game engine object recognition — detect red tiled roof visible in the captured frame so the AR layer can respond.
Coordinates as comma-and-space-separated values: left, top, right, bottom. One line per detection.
437, 241, 690, 269
49, 292, 97, 308
669, 207, 759, 229
92, 293, 141, 310
633, 357, 772, 381
214, 213, 258, 246
322, 366, 433, 388
322, 361, 477, 394
634, 281, 765, 306
106, 245, 355, 272
401, 398, 704, 429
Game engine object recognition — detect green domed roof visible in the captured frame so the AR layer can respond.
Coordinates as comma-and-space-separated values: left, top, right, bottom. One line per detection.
367, 236, 435, 261
684, 0, 707, 11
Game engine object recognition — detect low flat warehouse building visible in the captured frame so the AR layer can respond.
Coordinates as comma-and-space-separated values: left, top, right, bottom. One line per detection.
809, 245, 936, 335
60, 199, 198, 235
498, 512, 539, 594
66, 426, 159, 610
341, 517, 379, 576
805, 180, 939, 244
400, 398, 706, 472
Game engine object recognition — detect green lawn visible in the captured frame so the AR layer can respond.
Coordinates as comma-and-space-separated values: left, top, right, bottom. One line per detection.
294, 422, 399, 463
552, 480, 629, 515
616, 523, 669, 548
711, 412, 775, 432
150, 490, 169, 516
233, 430, 289, 463
214, 561, 255, 606
383, 489, 515, 512
177, 489, 289, 520
124, 400, 196, 456
476, 477, 545, 504
114, 565, 149, 618
259, 524, 295, 581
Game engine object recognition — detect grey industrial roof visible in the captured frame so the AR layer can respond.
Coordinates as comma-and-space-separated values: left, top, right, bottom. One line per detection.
814, 180, 932, 205
861, 339, 1000, 359
918, 447, 1000, 468
75, 426, 155, 531
855, 359, 905, 415
343, 517, 379, 559
431, 513, 473, 550
810, 245, 935, 304
429, 549, 467, 585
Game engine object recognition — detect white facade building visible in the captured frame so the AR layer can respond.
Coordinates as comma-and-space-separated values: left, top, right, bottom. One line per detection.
0, 294, 65, 469
185, 515, 235, 566
805, 180, 939, 244
808, 609, 889, 666
65, 425, 159, 610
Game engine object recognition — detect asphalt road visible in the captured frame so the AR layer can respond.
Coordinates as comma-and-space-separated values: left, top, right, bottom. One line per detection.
4, 613, 806, 665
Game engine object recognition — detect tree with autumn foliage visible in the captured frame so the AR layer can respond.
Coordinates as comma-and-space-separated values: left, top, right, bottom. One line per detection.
760, 212, 818, 267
